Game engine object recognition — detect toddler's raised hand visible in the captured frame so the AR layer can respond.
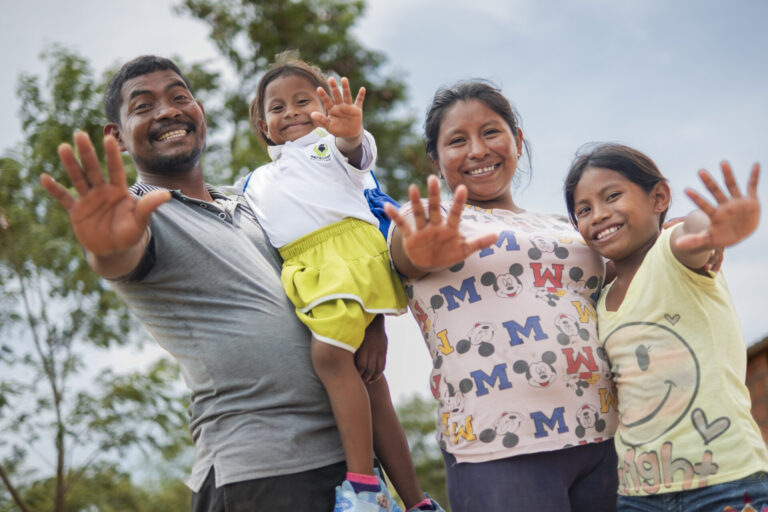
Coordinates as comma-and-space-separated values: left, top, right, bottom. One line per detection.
311, 76, 365, 141
676, 161, 760, 251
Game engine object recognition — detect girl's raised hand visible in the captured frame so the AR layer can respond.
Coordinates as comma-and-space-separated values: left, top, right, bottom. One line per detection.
385, 175, 498, 276
676, 162, 761, 251
310, 76, 364, 140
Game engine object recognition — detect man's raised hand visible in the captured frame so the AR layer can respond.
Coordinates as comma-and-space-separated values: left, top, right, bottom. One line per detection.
40, 131, 170, 275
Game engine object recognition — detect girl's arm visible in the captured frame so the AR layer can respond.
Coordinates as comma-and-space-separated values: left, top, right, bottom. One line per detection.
671, 162, 760, 269
311, 77, 365, 168
384, 175, 498, 279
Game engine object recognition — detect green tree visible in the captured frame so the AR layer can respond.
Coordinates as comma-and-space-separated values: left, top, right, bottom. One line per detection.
0, 462, 191, 512
0, 46, 193, 512
396, 394, 449, 510
176, 0, 432, 199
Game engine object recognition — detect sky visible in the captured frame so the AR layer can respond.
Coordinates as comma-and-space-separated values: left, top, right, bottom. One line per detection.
2, 0, 767, 407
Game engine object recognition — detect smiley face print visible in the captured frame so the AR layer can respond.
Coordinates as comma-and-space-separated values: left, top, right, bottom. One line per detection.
604, 321, 699, 447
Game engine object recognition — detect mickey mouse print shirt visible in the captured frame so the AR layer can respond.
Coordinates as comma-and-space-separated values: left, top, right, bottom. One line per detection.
390, 203, 618, 463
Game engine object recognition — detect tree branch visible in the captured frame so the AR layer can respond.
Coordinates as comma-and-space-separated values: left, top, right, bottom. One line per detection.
0, 463, 34, 512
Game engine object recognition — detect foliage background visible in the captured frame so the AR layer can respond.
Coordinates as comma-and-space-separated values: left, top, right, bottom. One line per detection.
1, 0, 767, 509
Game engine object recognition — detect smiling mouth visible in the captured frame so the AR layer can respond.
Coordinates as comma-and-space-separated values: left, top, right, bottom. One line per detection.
466, 163, 500, 176
282, 121, 311, 132
157, 129, 189, 142
595, 224, 622, 241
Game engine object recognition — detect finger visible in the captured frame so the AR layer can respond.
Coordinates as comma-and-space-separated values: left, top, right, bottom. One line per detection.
368, 354, 384, 383
354, 87, 366, 109
698, 169, 729, 204
719, 161, 743, 199
376, 350, 386, 374
327, 77, 343, 105
675, 232, 712, 251
699, 168, 730, 203
58, 143, 90, 196
316, 86, 334, 114
135, 189, 172, 227
355, 352, 370, 380
103, 135, 127, 190
747, 162, 760, 199
684, 188, 717, 216
384, 202, 412, 238
446, 185, 468, 230
310, 111, 330, 130
74, 131, 105, 187
466, 233, 500, 254
340, 77, 353, 104
40, 173, 76, 211
427, 175, 443, 225
409, 183, 428, 229
709, 247, 724, 272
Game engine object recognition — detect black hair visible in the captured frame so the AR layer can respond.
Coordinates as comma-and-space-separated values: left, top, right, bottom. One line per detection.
564, 143, 668, 227
249, 51, 332, 145
104, 55, 193, 125
424, 80, 530, 178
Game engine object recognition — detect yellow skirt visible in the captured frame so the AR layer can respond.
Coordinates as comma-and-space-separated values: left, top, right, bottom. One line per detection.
279, 218, 408, 352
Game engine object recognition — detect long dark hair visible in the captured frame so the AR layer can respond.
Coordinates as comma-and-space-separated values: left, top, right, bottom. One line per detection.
424, 80, 530, 181
565, 143, 668, 227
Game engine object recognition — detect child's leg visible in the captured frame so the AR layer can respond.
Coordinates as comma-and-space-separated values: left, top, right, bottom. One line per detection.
367, 375, 427, 509
311, 337, 374, 476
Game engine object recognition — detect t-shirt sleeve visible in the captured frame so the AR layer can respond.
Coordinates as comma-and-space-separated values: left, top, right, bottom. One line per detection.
329, 129, 377, 175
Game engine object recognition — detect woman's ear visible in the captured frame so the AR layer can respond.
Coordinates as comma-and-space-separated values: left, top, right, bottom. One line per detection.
651, 181, 672, 213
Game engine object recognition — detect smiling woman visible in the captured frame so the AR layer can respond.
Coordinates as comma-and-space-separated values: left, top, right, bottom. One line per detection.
385, 81, 619, 512
430, 99, 523, 211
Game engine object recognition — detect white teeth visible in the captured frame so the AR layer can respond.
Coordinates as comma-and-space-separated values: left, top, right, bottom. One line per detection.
596, 225, 620, 240
467, 164, 498, 175
157, 129, 187, 141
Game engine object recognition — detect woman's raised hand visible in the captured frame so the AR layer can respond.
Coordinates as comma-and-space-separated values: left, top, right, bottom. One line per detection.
385, 175, 498, 276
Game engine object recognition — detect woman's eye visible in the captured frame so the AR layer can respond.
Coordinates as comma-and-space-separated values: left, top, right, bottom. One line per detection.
607, 192, 621, 201
484, 129, 501, 136
576, 206, 590, 217
270, 105, 283, 112
448, 137, 465, 146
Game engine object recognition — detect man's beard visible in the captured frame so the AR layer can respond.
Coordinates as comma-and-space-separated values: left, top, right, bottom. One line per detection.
134, 143, 205, 176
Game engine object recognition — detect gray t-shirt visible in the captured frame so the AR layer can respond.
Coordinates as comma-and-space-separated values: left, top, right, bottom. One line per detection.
111, 184, 344, 491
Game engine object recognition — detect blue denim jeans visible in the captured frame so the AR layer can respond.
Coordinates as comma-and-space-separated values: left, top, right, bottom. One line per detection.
617, 472, 768, 512
442, 440, 618, 512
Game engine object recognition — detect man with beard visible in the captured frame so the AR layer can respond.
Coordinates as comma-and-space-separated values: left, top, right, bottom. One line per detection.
41, 56, 348, 511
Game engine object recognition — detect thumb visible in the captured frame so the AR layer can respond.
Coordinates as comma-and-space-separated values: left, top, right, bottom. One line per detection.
135, 190, 171, 227
675, 232, 711, 251
310, 112, 329, 129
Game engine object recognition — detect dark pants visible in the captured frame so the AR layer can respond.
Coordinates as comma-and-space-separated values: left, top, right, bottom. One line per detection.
192, 461, 347, 512
442, 440, 618, 512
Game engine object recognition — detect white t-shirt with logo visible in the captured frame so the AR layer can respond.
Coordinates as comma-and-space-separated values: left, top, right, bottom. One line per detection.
241, 128, 378, 248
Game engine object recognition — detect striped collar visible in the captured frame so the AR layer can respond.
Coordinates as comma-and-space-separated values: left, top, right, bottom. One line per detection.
129, 182, 226, 201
